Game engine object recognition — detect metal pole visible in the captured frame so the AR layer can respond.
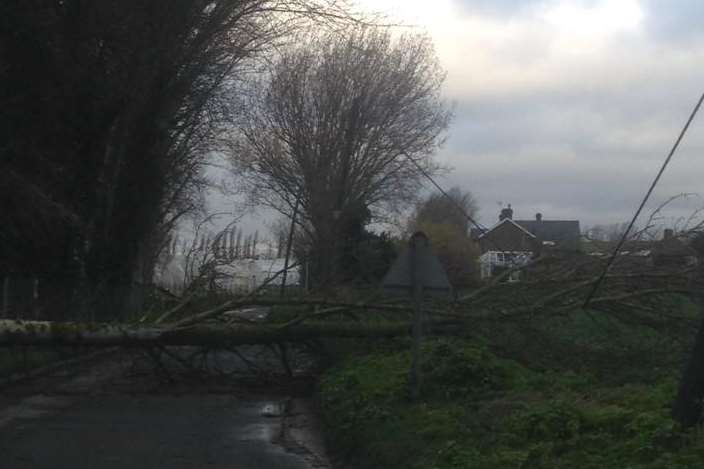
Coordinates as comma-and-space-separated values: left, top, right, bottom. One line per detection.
281, 197, 300, 297
409, 233, 424, 399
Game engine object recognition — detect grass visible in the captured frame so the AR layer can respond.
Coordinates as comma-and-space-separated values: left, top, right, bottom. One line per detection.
318, 295, 704, 468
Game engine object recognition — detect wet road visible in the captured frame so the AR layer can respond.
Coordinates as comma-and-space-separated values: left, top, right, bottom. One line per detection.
0, 348, 330, 469
2, 394, 314, 469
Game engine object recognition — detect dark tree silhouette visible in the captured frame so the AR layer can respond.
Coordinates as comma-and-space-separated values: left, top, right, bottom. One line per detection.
0, 0, 359, 320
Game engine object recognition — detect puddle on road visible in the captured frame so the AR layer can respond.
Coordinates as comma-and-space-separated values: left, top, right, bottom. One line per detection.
260, 401, 286, 418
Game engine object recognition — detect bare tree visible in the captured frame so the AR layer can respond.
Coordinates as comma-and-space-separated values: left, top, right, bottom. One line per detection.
233, 27, 451, 286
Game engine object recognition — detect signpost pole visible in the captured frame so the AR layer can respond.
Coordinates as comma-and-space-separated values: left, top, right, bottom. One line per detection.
381, 230, 451, 400
409, 233, 424, 400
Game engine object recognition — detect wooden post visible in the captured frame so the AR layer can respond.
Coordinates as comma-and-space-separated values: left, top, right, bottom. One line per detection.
409, 233, 425, 399
281, 197, 300, 297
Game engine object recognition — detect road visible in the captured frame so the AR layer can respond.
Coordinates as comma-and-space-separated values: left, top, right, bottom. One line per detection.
0, 346, 331, 469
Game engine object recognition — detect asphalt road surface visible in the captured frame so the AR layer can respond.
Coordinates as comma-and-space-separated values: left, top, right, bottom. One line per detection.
0, 348, 330, 469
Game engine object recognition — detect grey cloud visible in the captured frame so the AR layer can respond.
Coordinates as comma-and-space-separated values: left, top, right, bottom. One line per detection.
642, 0, 704, 42
450, 89, 704, 160
435, 150, 704, 229
437, 78, 704, 228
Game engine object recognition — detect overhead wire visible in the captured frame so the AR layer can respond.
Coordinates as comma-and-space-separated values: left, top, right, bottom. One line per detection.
582, 91, 704, 307
404, 153, 518, 265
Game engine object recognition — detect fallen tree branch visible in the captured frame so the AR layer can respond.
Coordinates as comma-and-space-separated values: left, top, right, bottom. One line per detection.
484, 287, 695, 320
278, 306, 348, 329
155, 292, 197, 324
169, 261, 304, 328
458, 256, 545, 303
169, 297, 444, 329
0, 318, 464, 347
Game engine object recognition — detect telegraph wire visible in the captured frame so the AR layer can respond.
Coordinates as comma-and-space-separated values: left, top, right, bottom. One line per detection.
582, 91, 704, 308
404, 153, 513, 260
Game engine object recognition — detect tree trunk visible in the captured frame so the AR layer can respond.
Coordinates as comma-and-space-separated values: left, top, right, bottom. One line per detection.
0, 319, 460, 348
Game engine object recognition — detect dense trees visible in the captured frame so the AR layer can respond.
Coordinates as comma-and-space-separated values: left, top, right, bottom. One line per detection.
0, 0, 356, 319
233, 28, 451, 287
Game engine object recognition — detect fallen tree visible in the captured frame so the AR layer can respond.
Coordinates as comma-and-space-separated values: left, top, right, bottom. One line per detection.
2, 250, 698, 347
0, 318, 463, 347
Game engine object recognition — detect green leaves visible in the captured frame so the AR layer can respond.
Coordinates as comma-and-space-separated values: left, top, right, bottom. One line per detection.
319, 337, 704, 469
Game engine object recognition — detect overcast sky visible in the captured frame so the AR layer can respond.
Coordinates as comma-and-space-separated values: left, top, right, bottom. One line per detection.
206, 0, 704, 237
350, 0, 704, 229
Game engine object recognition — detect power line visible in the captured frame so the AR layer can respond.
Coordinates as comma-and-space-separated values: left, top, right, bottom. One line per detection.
404, 153, 513, 259
583, 91, 704, 308
405, 156, 488, 232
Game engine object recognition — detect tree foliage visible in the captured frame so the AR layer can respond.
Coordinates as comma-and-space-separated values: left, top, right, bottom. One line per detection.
233, 27, 451, 287
411, 187, 478, 236
410, 188, 479, 287
417, 222, 478, 288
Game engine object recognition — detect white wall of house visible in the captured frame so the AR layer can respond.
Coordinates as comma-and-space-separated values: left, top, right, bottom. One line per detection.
479, 251, 532, 280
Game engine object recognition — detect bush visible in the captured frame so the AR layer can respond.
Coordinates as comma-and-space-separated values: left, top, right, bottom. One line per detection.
319, 336, 704, 469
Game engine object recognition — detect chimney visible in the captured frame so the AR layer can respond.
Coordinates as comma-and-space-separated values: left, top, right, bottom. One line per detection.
663, 228, 674, 240
499, 204, 513, 221
535, 213, 542, 222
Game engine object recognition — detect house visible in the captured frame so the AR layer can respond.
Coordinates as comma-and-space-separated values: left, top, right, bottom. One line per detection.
580, 229, 697, 269
652, 229, 697, 268
471, 205, 581, 280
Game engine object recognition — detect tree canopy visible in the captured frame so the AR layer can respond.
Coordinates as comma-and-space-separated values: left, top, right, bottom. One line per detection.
233, 27, 451, 286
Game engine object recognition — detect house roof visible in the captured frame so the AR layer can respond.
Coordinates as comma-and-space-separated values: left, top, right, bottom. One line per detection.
476, 218, 537, 240
514, 220, 581, 249
472, 218, 581, 250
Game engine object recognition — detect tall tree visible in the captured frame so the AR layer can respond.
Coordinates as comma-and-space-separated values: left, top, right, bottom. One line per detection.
234, 27, 451, 287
